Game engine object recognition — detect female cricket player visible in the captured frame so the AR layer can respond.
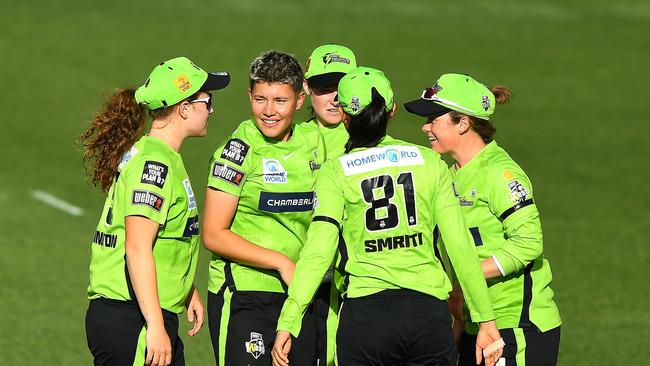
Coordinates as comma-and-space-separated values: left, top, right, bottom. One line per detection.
202, 50, 322, 366
404, 73, 562, 366
272, 66, 504, 366
81, 57, 229, 366
302, 43, 357, 366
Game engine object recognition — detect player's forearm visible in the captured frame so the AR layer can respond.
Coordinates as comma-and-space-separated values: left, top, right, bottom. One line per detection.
203, 229, 292, 271
278, 221, 339, 336
125, 242, 165, 329
481, 256, 504, 279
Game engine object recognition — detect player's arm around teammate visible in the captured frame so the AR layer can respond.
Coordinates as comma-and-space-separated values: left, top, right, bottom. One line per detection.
81, 57, 229, 366
405, 74, 562, 366
202, 51, 323, 366
273, 67, 504, 366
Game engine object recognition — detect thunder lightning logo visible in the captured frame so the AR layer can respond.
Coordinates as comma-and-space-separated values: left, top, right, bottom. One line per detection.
245, 332, 265, 359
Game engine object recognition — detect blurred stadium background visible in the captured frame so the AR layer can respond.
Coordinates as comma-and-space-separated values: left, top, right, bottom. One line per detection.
1, 0, 648, 364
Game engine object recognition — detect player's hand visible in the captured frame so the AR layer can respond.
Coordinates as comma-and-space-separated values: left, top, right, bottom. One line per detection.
277, 256, 296, 286
272, 330, 292, 366
448, 283, 465, 323
185, 286, 204, 337
145, 324, 172, 366
475, 320, 503, 366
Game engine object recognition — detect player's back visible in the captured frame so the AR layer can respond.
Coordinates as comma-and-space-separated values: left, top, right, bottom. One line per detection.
325, 135, 455, 299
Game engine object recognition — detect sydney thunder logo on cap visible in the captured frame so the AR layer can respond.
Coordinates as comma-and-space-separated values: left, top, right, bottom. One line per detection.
322, 52, 351, 65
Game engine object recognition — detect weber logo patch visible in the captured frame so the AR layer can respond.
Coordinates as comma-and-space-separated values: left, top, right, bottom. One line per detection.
220, 138, 250, 166
140, 161, 168, 188
212, 162, 245, 186
131, 190, 164, 212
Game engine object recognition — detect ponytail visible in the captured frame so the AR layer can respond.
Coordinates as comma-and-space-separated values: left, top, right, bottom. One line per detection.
345, 88, 390, 153
79, 88, 147, 192
490, 85, 512, 105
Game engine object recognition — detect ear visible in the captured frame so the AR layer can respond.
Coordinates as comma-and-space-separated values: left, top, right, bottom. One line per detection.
178, 100, 191, 119
303, 79, 311, 96
388, 103, 398, 119
457, 115, 471, 134
295, 91, 306, 110
248, 88, 253, 102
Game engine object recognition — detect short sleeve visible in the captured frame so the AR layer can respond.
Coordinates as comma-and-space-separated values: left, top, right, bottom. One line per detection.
122, 158, 174, 225
312, 161, 345, 222
207, 137, 252, 197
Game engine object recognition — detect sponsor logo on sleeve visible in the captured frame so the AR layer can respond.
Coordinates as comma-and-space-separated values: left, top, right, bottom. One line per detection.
131, 190, 164, 212
507, 180, 529, 203
220, 138, 250, 166
182, 215, 200, 237
182, 178, 197, 210
258, 192, 314, 213
245, 332, 265, 359
262, 159, 288, 184
339, 145, 424, 176
212, 162, 245, 186
140, 161, 168, 188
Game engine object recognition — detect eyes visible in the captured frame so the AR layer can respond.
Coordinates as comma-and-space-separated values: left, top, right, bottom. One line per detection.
253, 96, 288, 104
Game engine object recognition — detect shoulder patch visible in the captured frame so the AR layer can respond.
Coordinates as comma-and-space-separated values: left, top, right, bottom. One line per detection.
212, 162, 245, 186
140, 161, 168, 188
220, 138, 250, 166
507, 179, 529, 203
131, 190, 164, 212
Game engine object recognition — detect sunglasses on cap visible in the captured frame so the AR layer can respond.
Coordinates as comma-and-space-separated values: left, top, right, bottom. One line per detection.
420, 87, 476, 114
189, 92, 212, 111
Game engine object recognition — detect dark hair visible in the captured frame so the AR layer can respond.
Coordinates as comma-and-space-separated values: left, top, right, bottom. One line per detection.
249, 51, 303, 92
449, 85, 512, 143
345, 88, 389, 153
79, 88, 198, 192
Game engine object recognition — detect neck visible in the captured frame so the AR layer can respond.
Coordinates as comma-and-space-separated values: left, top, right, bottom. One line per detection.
452, 135, 487, 169
149, 118, 184, 152
315, 116, 339, 128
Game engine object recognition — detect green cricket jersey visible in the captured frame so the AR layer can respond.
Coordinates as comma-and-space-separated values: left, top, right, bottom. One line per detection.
302, 119, 349, 159
277, 135, 496, 336
207, 119, 326, 294
87, 136, 200, 314
450, 141, 561, 333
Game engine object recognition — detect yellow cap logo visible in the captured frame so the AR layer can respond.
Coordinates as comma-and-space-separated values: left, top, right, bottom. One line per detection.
174, 75, 192, 92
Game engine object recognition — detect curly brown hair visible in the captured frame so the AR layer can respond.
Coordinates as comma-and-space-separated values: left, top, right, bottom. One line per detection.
79, 88, 147, 192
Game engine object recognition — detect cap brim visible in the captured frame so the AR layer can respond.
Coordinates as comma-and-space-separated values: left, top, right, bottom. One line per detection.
200, 72, 230, 91
404, 98, 452, 118
307, 72, 346, 89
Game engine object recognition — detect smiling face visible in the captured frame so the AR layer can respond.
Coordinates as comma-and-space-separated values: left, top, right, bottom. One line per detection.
420, 113, 461, 154
306, 83, 341, 127
249, 82, 304, 141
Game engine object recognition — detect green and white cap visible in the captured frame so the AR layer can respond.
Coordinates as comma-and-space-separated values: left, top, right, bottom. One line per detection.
404, 73, 495, 120
304, 44, 357, 88
338, 66, 394, 116
135, 57, 230, 110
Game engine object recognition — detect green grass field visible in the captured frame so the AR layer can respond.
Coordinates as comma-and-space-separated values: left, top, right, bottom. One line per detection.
1, 0, 649, 364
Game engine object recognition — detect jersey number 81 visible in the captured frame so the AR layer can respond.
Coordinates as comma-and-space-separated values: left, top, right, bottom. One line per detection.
360, 172, 417, 232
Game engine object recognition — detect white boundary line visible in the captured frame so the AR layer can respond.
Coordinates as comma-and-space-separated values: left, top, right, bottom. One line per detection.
32, 190, 84, 217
